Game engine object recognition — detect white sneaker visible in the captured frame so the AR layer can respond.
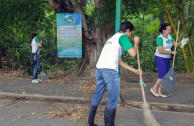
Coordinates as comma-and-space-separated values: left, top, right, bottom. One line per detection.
32, 79, 39, 83
37, 79, 42, 82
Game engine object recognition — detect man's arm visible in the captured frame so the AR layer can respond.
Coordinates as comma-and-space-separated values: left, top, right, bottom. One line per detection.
119, 59, 142, 75
127, 36, 139, 57
35, 37, 42, 47
38, 42, 42, 47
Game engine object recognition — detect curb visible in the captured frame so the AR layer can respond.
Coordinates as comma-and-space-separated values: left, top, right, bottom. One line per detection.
0, 92, 90, 104
0, 92, 194, 114
120, 100, 194, 114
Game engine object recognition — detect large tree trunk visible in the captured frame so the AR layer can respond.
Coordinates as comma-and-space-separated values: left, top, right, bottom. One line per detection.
48, 0, 114, 76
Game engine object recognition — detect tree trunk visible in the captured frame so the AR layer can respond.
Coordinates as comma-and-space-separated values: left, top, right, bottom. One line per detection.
48, 0, 114, 76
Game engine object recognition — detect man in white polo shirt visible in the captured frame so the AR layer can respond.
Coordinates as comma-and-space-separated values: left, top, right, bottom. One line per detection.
88, 21, 142, 126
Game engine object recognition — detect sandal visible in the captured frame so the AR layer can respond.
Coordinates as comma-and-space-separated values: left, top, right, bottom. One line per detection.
150, 88, 159, 97
158, 93, 168, 98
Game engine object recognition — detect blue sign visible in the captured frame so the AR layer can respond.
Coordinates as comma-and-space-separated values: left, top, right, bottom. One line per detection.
57, 13, 82, 58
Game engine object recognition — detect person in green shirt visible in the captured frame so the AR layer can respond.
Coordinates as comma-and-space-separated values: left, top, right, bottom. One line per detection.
150, 23, 188, 97
88, 21, 142, 126
30, 33, 42, 83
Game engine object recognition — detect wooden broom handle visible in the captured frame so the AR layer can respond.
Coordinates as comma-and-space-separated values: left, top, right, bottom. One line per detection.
137, 46, 147, 103
172, 20, 181, 67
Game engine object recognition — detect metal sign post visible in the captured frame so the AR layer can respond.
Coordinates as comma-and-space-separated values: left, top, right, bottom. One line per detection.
115, 0, 122, 33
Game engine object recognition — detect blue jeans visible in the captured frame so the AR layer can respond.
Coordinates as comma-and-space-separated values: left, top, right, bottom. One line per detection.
91, 68, 120, 109
32, 54, 40, 80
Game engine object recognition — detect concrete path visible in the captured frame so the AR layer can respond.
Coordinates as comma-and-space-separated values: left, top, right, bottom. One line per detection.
0, 78, 194, 126
0, 99, 194, 126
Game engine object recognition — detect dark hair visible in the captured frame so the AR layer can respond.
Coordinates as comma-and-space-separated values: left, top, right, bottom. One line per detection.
29, 33, 37, 47
120, 21, 134, 32
29, 33, 37, 44
159, 23, 170, 33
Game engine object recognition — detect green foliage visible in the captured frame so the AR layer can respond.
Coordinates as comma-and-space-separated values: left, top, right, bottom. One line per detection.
121, 0, 194, 73
1, 0, 193, 74
84, 0, 95, 15
0, 0, 77, 73
89, 0, 116, 28
121, 14, 160, 72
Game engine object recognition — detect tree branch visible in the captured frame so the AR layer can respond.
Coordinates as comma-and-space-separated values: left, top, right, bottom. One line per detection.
94, 0, 102, 7
189, 21, 194, 37
69, 0, 89, 37
174, 0, 194, 59
47, 0, 60, 11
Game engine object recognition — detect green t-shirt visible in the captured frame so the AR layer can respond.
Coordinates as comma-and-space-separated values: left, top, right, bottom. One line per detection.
156, 35, 175, 46
155, 34, 175, 58
119, 35, 133, 51
35, 37, 41, 43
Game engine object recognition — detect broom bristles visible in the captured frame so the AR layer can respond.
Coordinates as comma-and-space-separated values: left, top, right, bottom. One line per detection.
143, 102, 161, 126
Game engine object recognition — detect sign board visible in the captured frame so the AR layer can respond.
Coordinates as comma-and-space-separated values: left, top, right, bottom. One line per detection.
57, 13, 82, 58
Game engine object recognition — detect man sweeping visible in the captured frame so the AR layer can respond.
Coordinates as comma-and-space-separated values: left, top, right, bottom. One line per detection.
88, 21, 142, 126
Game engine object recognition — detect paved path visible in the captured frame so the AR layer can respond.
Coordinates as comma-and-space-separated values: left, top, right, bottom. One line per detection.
0, 79, 193, 107
0, 78, 194, 126
1, 99, 194, 126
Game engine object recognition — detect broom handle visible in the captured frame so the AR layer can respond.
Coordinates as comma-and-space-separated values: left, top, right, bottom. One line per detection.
137, 46, 147, 103
172, 20, 180, 67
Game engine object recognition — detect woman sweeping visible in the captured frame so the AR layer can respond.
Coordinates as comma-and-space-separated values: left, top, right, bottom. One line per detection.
150, 23, 188, 97
30, 33, 42, 83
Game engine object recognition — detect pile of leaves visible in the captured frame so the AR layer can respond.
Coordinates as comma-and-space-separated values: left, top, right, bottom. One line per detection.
0, 69, 30, 79
47, 104, 104, 122
79, 78, 96, 94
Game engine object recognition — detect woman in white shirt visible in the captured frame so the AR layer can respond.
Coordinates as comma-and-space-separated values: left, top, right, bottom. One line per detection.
151, 23, 188, 97
30, 33, 42, 83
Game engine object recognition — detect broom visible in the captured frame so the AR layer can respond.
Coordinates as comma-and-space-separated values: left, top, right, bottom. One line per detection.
39, 46, 47, 80
137, 46, 161, 126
